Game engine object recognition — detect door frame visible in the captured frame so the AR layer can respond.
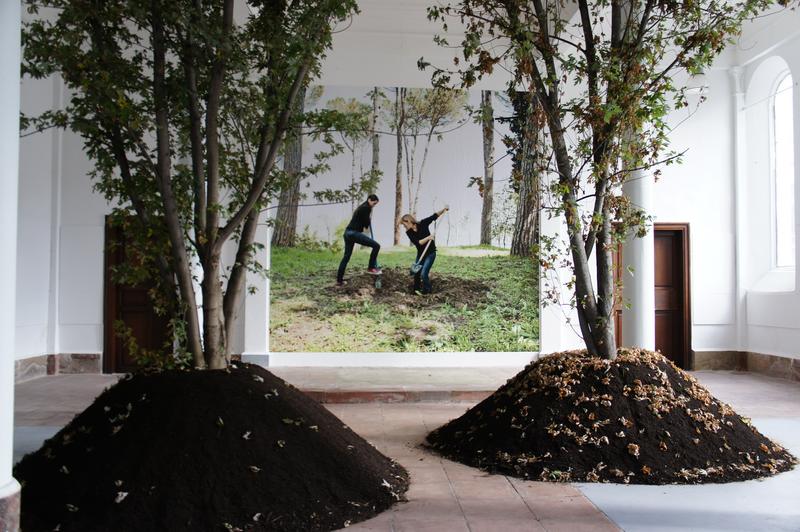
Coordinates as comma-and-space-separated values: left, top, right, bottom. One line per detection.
654, 223, 692, 369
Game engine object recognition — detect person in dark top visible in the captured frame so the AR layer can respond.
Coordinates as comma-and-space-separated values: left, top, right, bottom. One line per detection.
399, 205, 448, 294
336, 194, 381, 285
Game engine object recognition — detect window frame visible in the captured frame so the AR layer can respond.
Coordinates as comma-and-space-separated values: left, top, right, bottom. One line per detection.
769, 70, 795, 270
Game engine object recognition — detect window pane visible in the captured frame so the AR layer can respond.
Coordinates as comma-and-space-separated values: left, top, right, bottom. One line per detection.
774, 74, 795, 268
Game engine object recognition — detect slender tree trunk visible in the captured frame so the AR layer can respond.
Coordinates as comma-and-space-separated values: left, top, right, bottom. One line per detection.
150, 0, 205, 368
405, 136, 415, 214
272, 86, 305, 247
394, 88, 405, 245
371, 87, 380, 176
594, 199, 617, 357
350, 145, 356, 209
412, 131, 434, 217
480, 90, 494, 246
547, 103, 605, 358
224, 208, 260, 349
201, 255, 227, 369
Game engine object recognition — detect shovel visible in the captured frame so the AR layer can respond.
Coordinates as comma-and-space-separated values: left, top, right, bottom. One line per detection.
410, 240, 433, 276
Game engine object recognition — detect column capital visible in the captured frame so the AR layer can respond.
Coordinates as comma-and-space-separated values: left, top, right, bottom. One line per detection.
729, 66, 745, 94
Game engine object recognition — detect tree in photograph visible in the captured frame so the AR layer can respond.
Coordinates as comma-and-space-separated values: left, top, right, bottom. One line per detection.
425, 0, 772, 359
270, 85, 328, 248
401, 88, 468, 215
370, 87, 382, 178
326, 96, 373, 209
508, 91, 542, 258
391, 87, 406, 245
271, 86, 307, 248
479, 90, 495, 245
23, 0, 358, 369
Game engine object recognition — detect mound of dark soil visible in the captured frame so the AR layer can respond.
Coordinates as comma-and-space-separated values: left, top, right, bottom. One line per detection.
427, 349, 796, 484
330, 267, 489, 308
14, 363, 408, 531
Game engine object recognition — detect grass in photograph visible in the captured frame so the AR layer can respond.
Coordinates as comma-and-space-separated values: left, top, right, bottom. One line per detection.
269, 246, 539, 352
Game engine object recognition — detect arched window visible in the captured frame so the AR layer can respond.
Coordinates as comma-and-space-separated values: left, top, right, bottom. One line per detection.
773, 73, 795, 268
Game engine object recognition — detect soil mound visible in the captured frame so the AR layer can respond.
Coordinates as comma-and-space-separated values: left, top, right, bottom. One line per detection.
427, 349, 796, 484
330, 267, 489, 308
14, 363, 409, 531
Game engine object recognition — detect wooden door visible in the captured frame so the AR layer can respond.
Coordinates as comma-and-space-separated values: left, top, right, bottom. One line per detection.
613, 224, 691, 368
654, 224, 690, 368
103, 219, 171, 373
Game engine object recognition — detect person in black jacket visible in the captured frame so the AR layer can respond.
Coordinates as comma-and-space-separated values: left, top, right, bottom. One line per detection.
336, 194, 381, 285
400, 205, 448, 294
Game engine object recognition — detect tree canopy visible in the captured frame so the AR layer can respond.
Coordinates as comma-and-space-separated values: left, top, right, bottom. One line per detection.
22, 0, 359, 369
424, 0, 774, 358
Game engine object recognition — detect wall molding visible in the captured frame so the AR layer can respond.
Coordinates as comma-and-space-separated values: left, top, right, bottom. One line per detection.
14, 353, 102, 383
692, 350, 800, 382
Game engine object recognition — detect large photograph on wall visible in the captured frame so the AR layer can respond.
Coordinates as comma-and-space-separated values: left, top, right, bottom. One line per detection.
268, 86, 540, 352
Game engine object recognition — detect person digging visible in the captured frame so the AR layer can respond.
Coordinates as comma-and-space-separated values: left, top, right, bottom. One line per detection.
400, 205, 448, 295
336, 194, 382, 286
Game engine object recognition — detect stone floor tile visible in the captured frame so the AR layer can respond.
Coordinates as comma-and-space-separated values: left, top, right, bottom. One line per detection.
457, 495, 536, 519
393, 517, 470, 532
406, 464, 450, 484
468, 517, 546, 532
450, 477, 519, 499
404, 480, 456, 500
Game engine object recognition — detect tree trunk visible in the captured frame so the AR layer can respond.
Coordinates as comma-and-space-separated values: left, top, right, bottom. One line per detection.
511, 94, 539, 257
394, 88, 405, 245
224, 208, 260, 349
594, 200, 617, 358
510, 168, 538, 257
371, 87, 380, 176
202, 254, 227, 369
480, 90, 494, 246
271, 86, 305, 247
150, 0, 205, 368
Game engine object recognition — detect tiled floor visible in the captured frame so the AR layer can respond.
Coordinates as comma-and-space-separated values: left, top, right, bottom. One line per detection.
327, 402, 618, 531
12, 368, 800, 531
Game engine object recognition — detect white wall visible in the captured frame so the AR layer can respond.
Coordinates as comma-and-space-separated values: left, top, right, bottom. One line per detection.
650, 67, 739, 351
736, 6, 800, 359
15, 75, 59, 359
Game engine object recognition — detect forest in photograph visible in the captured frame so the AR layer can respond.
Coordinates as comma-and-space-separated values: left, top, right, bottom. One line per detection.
268, 85, 541, 353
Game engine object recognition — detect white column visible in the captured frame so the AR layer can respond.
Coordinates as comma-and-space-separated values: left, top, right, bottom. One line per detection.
621, 170, 655, 349
241, 218, 269, 367
730, 67, 749, 351
0, 0, 22, 529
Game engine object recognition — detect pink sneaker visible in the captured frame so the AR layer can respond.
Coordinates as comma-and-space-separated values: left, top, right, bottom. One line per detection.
367, 267, 382, 275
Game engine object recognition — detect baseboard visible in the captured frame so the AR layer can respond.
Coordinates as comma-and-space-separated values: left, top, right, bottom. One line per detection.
692, 350, 800, 382
14, 353, 102, 383
240, 354, 269, 366
14, 355, 54, 383
58, 353, 101, 374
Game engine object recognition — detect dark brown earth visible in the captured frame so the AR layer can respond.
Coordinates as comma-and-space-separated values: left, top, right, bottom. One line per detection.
329, 267, 490, 308
14, 364, 409, 531
427, 348, 796, 484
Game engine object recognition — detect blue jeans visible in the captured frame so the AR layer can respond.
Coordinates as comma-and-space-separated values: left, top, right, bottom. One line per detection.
337, 229, 380, 282
414, 251, 436, 293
